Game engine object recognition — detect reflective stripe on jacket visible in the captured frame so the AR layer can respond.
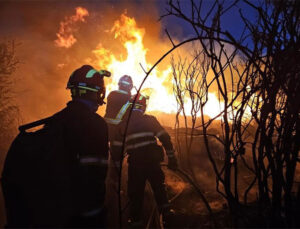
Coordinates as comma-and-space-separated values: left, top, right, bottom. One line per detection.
111, 111, 175, 164
104, 90, 131, 125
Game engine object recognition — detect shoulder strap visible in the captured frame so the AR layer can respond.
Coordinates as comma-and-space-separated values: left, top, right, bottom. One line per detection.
18, 116, 53, 132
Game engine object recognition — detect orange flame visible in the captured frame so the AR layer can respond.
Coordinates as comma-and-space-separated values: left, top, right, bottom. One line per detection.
89, 13, 176, 113
55, 7, 89, 48
89, 13, 224, 117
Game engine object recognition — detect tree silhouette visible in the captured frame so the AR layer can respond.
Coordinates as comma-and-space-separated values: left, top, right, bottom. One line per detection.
114, 1, 299, 227
161, 0, 300, 227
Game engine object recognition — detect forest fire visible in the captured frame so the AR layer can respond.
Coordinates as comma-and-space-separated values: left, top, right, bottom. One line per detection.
1, 1, 299, 228
99, 13, 177, 113
55, 8, 223, 117
97, 13, 224, 117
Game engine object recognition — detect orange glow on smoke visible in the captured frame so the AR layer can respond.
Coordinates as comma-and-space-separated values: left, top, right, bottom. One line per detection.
55, 7, 89, 48
91, 13, 224, 117
54, 8, 224, 118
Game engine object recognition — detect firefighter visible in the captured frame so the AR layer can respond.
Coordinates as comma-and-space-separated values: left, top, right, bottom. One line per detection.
1, 65, 110, 228
60, 65, 110, 227
112, 93, 178, 227
104, 74, 133, 130
104, 75, 133, 166
104, 74, 133, 227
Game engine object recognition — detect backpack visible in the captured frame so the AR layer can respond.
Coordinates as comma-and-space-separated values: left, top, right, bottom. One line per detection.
1, 115, 73, 227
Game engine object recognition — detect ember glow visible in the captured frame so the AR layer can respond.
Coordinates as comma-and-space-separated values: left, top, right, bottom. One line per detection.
55, 7, 89, 48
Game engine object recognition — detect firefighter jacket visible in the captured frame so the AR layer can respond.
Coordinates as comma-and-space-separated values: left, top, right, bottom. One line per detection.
53, 100, 108, 218
111, 111, 175, 165
104, 90, 131, 125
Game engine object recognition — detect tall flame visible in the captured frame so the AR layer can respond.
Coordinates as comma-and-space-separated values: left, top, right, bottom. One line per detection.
55, 7, 89, 48
90, 13, 223, 118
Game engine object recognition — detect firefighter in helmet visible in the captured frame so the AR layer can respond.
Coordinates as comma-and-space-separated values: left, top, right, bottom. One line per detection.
104, 75, 133, 164
61, 65, 110, 227
104, 74, 134, 227
112, 93, 178, 227
104, 75, 133, 128
1, 65, 110, 228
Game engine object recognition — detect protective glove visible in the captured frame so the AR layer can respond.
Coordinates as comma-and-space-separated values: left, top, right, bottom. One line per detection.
167, 157, 178, 170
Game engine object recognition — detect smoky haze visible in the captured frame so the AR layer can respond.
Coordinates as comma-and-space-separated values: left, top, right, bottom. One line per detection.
0, 0, 176, 124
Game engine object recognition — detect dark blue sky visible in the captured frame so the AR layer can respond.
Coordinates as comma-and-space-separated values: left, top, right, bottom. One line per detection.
156, 0, 257, 47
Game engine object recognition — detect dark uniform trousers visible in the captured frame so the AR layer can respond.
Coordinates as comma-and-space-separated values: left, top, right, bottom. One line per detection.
128, 163, 168, 222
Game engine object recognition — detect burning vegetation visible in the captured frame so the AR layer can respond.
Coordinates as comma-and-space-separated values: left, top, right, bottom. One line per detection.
0, 0, 300, 228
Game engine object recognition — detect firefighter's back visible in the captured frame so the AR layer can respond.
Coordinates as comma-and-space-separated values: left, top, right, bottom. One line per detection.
105, 90, 131, 122
53, 65, 110, 227
2, 65, 110, 228
126, 111, 164, 165
55, 100, 108, 222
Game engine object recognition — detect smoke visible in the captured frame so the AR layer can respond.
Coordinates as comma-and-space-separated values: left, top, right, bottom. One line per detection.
0, 1, 224, 125
0, 1, 170, 123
